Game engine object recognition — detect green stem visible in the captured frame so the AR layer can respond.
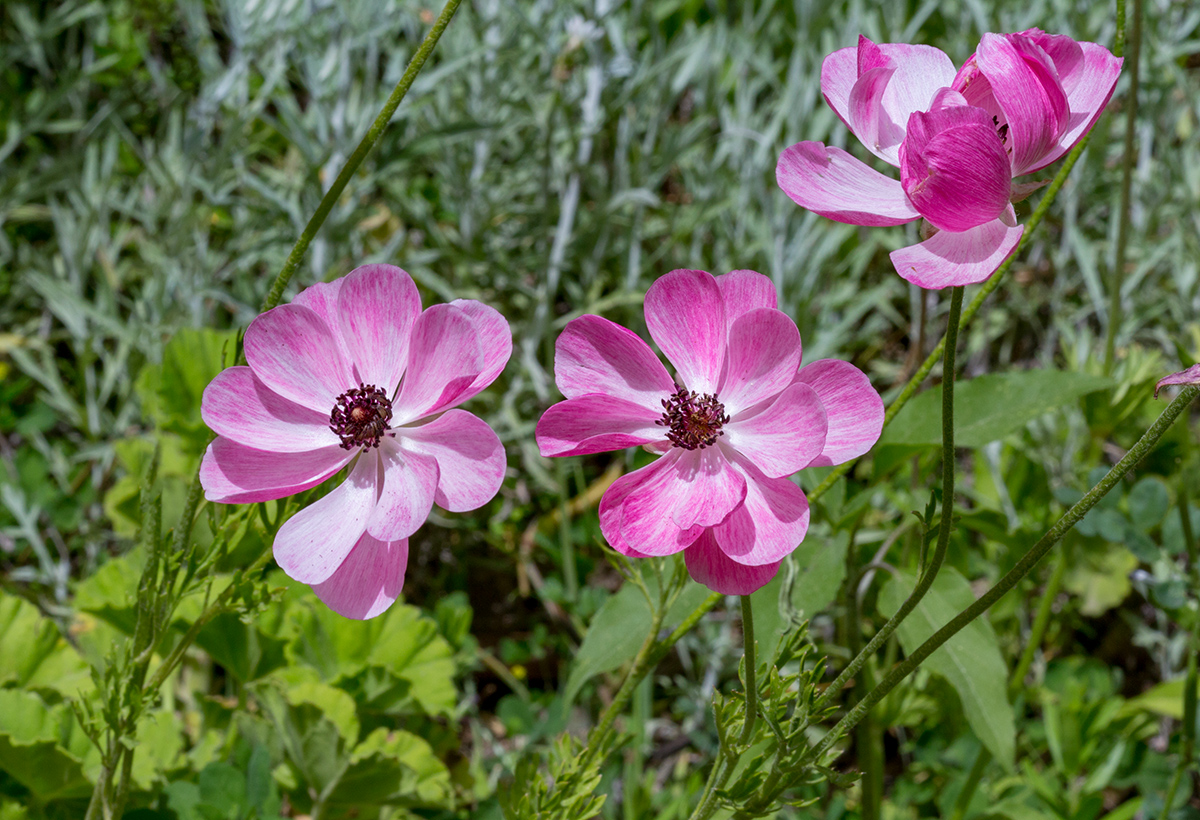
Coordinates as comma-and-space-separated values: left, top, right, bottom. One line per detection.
1010, 544, 1070, 697
807, 385, 1200, 764
1104, 0, 1141, 371
808, 133, 1093, 503
811, 286, 964, 716
948, 745, 991, 820
738, 595, 759, 746
260, 0, 464, 312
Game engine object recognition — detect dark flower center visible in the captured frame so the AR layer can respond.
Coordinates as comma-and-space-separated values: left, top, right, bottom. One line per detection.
330, 384, 393, 450
656, 385, 729, 451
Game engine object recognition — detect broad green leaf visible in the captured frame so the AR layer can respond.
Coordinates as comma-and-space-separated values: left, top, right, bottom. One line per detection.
0, 689, 97, 802
1063, 543, 1137, 616
1120, 678, 1189, 719
325, 728, 452, 809
880, 370, 1114, 448
561, 575, 710, 708
878, 567, 1015, 768
135, 328, 239, 452
0, 592, 91, 696
748, 532, 847, 664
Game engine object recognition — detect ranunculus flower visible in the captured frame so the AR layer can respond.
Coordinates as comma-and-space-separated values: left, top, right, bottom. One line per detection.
535, 269, 883, 594
777, 31, 1120, 289
200, 264, 510, 619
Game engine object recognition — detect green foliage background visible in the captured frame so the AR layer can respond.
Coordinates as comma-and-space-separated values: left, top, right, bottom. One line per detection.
2, 0, 1200, 817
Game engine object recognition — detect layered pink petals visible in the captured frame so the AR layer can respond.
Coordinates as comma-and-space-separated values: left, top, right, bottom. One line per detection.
719, 309, 803, 414
776, 143, 920, 227
311, 534, 408, 621
645, 270, 727, 394
684, 532, 781, 596
337, 265, 421, 393
713, 461, 810, 566
200, 438, 352, 504
821, 38, 957, 166
900, 99, 1013, 232
724, 384, 827, 478
400, 410, 507, 512
1025, 39, 1122, 171
392, 304, 484, 422
273, 454, 378, 585
554, 315, 674, 405
200, 264, 511, 619
367, 441, 438, 542
890, 207, 1024, 288
535, 395, 663, 457
541, 268, 882, 595
795, 359, 885, 467
244, 305, 354, 411
202, 367, 337, 453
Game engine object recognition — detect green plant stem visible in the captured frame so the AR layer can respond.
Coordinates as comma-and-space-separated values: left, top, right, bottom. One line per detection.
808, 133, 1092, 503
811, 286, 964, 717
1010, 545, 1069, 697
1105, 0, 1142, 371
260, 0, 464, 312
948, 745, 991, 820
806, 384, 1200, 764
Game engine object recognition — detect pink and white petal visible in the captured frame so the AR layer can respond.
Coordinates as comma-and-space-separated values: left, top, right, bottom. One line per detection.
794, 359, 883, 467
244, 304, 355, 411
554, 314, 674, 406
976, 33, 1069, 175
724, 383, 827, 478
777, 143, 920, 227
1026, 42, 1122, 173
718, 309, 803, 416
714, 462, 810, 566
848, 64, 901, 164
669, 447, 748, 531
273, 452, 378, 585
200, 437, 352, 503
336, 265, 421, 395
292, 279, 352, 365
392, 304, 484, 422
399, 409, 506, 512
889, 208, 1024, 289
598, 452, 703, 557
715, 269, 778, 328
366, 439, 439, 542
900, 104, 1013, 233
450, 299, 513, 400
1018, 28, 1084, 79
644, 270, 726, 395
1155, 364, 1200, 398
684, 530, 780, 595
202, 366, 338, 453
535, 395, 665, 457
820, 45, 861, 130
871, 43, 959, 161
311, 534, 408, 620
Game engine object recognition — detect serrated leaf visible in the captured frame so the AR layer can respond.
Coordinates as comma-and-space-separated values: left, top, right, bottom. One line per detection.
878, 567, 1015, 768
0, 591, 91, 696
0, 689, 97, 802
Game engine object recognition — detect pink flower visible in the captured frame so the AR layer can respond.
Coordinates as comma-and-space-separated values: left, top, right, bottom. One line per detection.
200, 264, 511, 619
777, 31, 1121, 289
535, 269, 883, 594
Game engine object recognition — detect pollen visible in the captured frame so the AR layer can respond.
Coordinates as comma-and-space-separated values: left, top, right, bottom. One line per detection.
330, 384, 393, 450
656, 385, 729, 450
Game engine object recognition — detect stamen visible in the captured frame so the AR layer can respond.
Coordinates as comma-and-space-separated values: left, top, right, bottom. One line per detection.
330, 384, 393, 450
656, 385, 729, 450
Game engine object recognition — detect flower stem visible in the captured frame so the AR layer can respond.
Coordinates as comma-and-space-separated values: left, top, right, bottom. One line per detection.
806, 384, 1200, 764
260, 0, 464, 312
808, 132, 1093, 503
811, 286, 964, 716
738, 595, 758, 745
1104, 0, 1142, 372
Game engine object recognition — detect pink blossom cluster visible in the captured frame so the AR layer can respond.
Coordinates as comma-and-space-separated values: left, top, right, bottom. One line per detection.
777, 30, 1121, 289
199, 27, 1122, 617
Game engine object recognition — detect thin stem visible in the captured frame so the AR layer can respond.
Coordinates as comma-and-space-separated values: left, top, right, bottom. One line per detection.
808, 133, 1092, 503
948, 745, 990, 820
1009, 545, 1070, 697
260, 0, 464, 312
739, 595, 758, 745
812, 286, 965, 716
1105, 0, 1141, 371
808, 385, 1200, 763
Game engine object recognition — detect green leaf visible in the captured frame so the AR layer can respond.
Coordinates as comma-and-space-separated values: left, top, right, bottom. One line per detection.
0, 592, 91, 697
1063, 543, 1137, 616
789, 531, 848, 619
880, 370, 1114, 448
878, 567, 1016, 768
135, 328, 238, 453
325, 728, 452, 809
561, 582, 648, 707
0, 689, 97, 803
1121, 678, 1189, 719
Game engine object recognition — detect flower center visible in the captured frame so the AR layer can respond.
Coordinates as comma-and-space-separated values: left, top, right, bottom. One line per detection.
329, 384, 393, 450
656, 385, 729, 451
